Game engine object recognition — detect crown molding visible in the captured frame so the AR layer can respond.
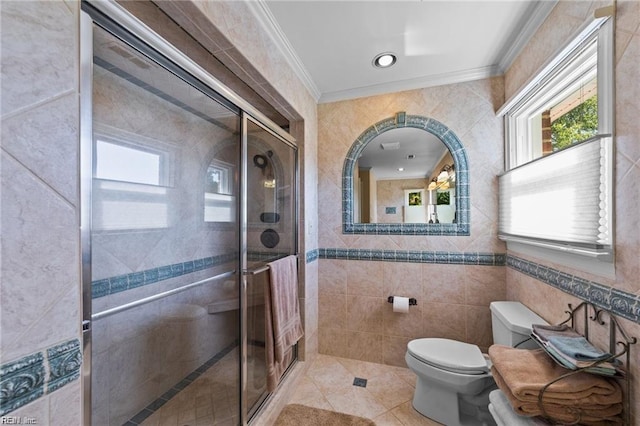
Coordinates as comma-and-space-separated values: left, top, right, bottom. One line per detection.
246, 0, 556, 105
319, 65, 500, 104
245, 0, 321, 102
497, 0, 558, 74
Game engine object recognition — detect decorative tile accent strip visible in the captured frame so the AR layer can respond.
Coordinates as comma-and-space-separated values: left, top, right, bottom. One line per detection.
507, 255, 640, 324
318, 248, 505, 266
1, 339, 81, 416
305, 249, 319, 263
92, 253, 237, 299
92, 251, 297, 300
342, 113, 471, 236
0, 353, 45, 416
124, 341, 238, 425
46, 339, 82, 393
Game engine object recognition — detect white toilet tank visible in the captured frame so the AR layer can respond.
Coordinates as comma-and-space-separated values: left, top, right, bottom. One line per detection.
490, 301, 547, 349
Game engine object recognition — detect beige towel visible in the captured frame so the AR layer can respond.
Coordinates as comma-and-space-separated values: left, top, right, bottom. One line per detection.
265, 255, 304, 392
492, 367, 622, 425
489, 345, 622, 403
489, 345, 623, 425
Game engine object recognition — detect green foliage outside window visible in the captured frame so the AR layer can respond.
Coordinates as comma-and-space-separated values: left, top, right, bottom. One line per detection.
551, 96, 598, 151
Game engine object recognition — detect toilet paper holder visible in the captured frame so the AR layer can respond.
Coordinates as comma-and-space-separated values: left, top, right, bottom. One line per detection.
387, 296, 417, 306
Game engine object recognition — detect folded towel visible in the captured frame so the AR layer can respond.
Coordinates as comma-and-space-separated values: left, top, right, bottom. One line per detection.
542, 343, 618, 375
492, 367, 623, 425
530, 329, 620, 375
547, 335, 611, 361
531, 324, 581, 342
265, 255, 304, 392
488, 390, 549, 425
488, 345, 622, 404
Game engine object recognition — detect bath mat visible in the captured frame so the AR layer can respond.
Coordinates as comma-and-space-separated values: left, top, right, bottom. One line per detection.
274, 404, 376, 426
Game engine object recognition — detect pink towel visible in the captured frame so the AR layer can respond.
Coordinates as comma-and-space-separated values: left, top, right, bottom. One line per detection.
265, 255, 304, 391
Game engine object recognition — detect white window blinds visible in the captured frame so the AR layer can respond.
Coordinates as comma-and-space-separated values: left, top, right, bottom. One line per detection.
498, 135, 612, 257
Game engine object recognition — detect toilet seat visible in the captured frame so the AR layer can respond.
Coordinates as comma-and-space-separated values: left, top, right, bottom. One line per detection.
407, 338, 489, 375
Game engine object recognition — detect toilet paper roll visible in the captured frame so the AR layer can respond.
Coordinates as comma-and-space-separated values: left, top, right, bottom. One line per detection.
392, 296, 410, 313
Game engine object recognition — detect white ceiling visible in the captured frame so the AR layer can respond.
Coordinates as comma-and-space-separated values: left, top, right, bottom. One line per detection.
358, 127, 448, 179
249, 0, 556, 103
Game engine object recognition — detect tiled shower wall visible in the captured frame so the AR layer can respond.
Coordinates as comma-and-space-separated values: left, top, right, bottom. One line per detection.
503, 1, 640, 423
1, 1, 83, 422
317, 77, 507, 366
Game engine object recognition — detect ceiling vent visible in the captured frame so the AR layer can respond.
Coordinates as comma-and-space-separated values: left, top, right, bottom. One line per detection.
380, 142, 400, 150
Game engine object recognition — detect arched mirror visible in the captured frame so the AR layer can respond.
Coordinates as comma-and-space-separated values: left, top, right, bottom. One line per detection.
343, 112, 470, 235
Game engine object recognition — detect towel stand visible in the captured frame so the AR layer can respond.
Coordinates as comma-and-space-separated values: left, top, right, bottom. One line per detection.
533, 302, 636, 425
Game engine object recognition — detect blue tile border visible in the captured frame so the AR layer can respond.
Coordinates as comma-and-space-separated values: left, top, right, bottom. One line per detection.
46, 340, 82, 394
507, 255, 640, 324
315, 249, 639, 325
1, 339, 81, 416
92, 250, 297, 300
318, 248, 506, 266
0, 353, 45, 416
305, 249, 319, 264
92, 252, 237, 299
342, 113, 471, 236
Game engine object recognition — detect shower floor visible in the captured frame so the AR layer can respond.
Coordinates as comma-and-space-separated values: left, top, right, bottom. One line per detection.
137, 346, 266, 426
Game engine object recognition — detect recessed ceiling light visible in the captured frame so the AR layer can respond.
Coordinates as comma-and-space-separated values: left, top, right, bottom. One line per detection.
397, 167, 404, 172
373, 52, 397, 69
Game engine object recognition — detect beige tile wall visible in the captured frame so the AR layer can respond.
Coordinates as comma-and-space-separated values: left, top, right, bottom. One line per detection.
317, 77, 507, 365
504, 1, 640, 424
318, 259, 505, 366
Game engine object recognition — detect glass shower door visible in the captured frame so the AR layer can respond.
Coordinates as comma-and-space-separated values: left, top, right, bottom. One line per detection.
243, 118, 298, 420
88, 22, 242, 425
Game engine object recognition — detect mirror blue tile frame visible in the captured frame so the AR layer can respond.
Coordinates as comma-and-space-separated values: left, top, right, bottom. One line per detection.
343, 113, 470, 235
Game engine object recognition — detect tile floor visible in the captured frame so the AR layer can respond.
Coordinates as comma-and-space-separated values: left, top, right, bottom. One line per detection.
279, 354, 443, 425
135, 350, 443, 425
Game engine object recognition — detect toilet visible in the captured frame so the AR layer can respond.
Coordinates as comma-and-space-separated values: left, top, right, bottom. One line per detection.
405, 301, 547, 426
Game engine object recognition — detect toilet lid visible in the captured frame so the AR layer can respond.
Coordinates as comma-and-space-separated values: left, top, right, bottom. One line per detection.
407, 338, 489, 374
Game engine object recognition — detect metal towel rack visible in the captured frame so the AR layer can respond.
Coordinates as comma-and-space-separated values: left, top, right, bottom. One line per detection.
243, 254, 298, 276
534, 302, 637, 425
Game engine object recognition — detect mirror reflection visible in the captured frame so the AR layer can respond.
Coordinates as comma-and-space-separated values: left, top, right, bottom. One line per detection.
353, 127, 457, 224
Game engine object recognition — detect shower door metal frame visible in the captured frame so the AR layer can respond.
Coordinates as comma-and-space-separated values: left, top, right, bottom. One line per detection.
239, 114, 299, 425
80, 1, 298, 425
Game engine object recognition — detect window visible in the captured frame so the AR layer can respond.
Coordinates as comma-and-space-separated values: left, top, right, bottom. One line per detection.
93, 129, 174, 230
497, 13, 614, 269
205, 161, 233, 195
204, 160, 235, 222
501, 16, 613, 169
96, 139, 162, 185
